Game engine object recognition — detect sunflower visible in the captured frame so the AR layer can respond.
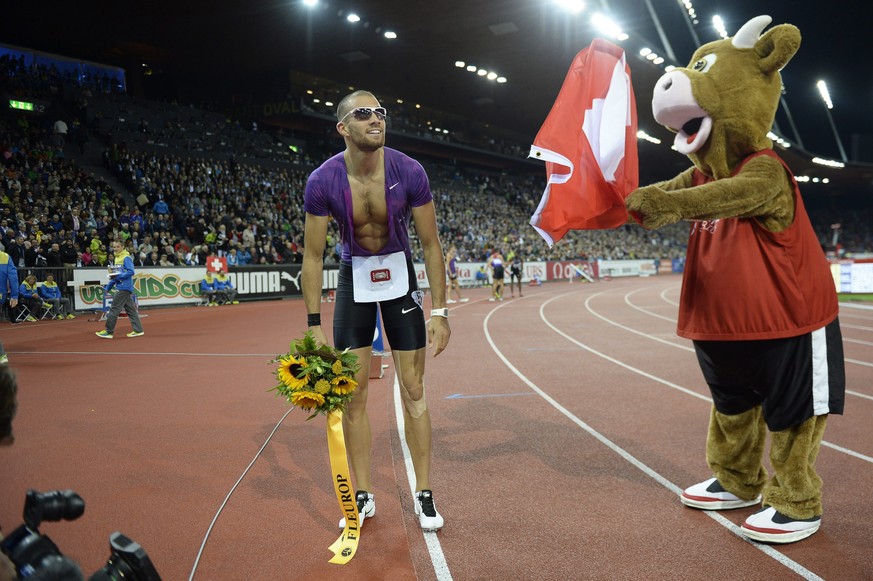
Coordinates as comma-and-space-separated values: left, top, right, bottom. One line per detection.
277, 355, 309, 389
290, 390, 325, 410
314, 378, 331, 394
270, 331, 362, 417
331, 375, 358, 395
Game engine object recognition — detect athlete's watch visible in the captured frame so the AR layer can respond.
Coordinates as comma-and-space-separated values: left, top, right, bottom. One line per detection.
430, 308, 449, 318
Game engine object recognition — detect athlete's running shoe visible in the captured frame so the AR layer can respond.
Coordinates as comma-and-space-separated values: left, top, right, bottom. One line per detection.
339, 491, 375, 529
415, 490, 444, 531
95, 330, 113, 339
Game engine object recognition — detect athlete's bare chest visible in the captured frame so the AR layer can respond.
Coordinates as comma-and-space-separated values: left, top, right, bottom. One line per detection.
348, 174, 387, 222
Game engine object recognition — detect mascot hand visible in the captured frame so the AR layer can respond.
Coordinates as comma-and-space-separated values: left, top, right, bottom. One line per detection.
626, 185, 682, 229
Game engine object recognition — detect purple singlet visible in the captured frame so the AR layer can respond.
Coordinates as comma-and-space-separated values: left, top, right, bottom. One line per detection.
304, 147, 433, 261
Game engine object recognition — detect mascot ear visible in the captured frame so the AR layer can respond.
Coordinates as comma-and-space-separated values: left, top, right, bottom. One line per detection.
756, 23, 801, 74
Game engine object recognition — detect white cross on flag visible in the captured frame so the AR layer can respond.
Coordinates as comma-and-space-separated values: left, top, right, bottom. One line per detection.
207, 255, 228, 274
529, 38, 639, 246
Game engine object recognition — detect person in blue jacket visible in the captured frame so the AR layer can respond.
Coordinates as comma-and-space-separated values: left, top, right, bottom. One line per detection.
200, 271, 218, 306
0, 249, 19, 364
18, 274, 47, 322
38, 273, 75, 319
96, 240, 144, 339
214, 272, 238, 304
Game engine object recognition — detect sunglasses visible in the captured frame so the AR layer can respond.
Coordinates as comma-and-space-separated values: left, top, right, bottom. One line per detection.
341, 106, 387, 124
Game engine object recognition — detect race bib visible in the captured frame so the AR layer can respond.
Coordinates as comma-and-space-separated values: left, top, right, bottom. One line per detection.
351, 251, 409, 303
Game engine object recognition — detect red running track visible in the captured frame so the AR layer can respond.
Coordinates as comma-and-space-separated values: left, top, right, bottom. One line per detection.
1, 274, 871, 580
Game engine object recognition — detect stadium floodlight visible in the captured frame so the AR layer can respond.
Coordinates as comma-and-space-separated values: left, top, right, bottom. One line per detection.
455, 61, 465, 68
816, 80, 847, 162
384, 31, 397, 39
554, 0, 585, 13
812, 157, 845, 168
767, 131, 792, 149
636, 130, 662, 144
712, 15, 728, 39
591, 13, 628, 41
816, 80, 833, 109
346, 13, 360, 23
303, 0, 317, 6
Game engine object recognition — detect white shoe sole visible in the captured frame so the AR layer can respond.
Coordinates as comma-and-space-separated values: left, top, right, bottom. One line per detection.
681, 478, 761, 510
740, 506, 821, 543
681, 493, 761, 510
418, 519, 444, 532
740, 522, 820, 544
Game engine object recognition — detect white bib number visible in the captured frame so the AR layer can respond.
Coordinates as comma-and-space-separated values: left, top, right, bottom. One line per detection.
351, 251, 409, 303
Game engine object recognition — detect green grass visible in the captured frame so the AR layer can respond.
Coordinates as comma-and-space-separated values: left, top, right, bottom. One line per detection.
838, 293, 873, 303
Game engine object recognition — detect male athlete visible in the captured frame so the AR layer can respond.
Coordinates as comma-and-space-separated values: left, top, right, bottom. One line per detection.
302, 90, 450, 531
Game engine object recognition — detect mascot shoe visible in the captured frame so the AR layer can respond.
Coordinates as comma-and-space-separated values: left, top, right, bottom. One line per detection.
740, 506, 821, 543
681, 477, 761, 510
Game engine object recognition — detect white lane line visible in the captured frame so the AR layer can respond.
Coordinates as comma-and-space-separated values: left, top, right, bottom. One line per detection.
845, 358, 873, 368
840, 303, 873, 312
480, 296, 824, 581
189, 407, 295, 581
394, 367, 453, 581
607, 288, 873, 435
625, 286, 680, 323
844, 337, 873, 346
841, 323, 873, 332
584, 291, 873, 461
620, 290, 873, 388
659, 286, 680, 307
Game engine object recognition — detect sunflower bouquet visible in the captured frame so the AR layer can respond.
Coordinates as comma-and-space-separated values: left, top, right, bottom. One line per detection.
270, 330, 361, 419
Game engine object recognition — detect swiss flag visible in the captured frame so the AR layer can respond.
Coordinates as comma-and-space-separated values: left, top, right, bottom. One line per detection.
529, 38, 639, 246
206, 255, 228, 274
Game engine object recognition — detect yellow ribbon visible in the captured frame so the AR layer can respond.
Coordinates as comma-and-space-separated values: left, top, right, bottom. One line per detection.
326, 410, 360, 564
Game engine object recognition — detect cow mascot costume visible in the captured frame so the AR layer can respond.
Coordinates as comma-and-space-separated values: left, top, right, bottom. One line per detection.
626, 15, 845, 543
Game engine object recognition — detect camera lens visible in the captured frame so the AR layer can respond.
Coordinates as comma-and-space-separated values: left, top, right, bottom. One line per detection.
24, 490, 85, 528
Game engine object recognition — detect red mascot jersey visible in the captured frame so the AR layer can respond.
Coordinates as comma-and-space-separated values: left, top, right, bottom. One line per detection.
678, 150, 838, 341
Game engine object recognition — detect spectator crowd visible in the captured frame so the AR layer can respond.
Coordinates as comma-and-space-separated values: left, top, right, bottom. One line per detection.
1, 47, 871, 325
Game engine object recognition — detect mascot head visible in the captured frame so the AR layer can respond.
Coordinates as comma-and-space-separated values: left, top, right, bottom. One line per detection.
650, 15, 800, 178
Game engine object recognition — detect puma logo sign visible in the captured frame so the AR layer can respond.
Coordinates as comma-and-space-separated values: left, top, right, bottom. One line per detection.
280, 270, 302, 291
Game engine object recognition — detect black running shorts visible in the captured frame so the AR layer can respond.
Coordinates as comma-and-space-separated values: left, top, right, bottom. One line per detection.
333, 257, 427, 351
693, 318, 845, 431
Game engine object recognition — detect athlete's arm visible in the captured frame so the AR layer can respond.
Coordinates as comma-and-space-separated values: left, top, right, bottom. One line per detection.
302, 212, 329, 345
411, 201, 450, 357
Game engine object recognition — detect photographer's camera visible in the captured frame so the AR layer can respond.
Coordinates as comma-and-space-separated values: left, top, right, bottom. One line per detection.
1, 490, 160, 580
